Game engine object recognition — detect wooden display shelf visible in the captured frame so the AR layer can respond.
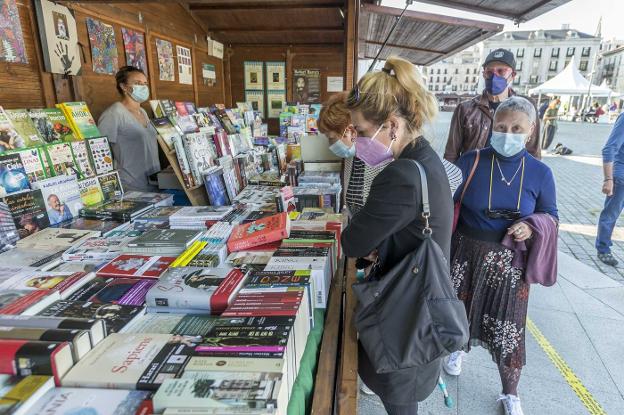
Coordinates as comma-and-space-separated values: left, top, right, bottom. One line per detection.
157, 136, 209, 206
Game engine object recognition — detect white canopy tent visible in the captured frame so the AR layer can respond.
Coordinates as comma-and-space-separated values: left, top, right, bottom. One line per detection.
529, 61, 616, 97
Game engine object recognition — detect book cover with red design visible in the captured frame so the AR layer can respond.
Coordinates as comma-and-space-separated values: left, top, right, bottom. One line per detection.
97, 254, 176, 279
0, 290, 61, 315
0, 339, 74, 385
227, 213, 290, 252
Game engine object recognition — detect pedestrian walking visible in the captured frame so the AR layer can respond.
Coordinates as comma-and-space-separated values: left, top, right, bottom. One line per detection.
596, 113, 624, 266
444, 48, 541, 162
448, 96, 559, 415
541, 99, 560, 150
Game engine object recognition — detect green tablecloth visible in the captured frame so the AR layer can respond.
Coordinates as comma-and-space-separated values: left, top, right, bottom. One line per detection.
287, 308, 326, 415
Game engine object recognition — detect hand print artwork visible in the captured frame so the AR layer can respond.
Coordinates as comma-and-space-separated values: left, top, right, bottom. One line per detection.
33, 0, 81, 75
86, 17, 118, 75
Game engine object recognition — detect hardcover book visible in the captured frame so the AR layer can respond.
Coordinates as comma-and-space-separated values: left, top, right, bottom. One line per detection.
152, 117, 180, 151
0, 201, 19, 252
86, 136, 114, 175
0, 153, 30, 197
13, 148, 47, 183
0, 289, 61, 316
0, 315, 105, 347
79, 200, 151, 222
88, 277, 156, 307
146, 267, 247, 314
2, 189, 50, 239
0, 375, 54, 415
0, 339, 74, 385
70, 140, 96, 178
57, 102, 100, 140
0, 326, 92, 361
41, 109, 76, 142
43, 142, 77, 177
78, 177, 105, 206
97, 171, 123, 201
61, 333, 194, 390
182, 132, 216, 186
203, 166, 230, 207
28, 109, 59, 144
38, 300, 144, 334
22, 387, 149, 415
127, 229, 201, 248
31, 175, 83, 226
125, 313, 219, 336
4, 109, 45, 147
97, 254, 175, 279
16, 227, 98, 250
0, 106, 26, 152
227, 213, 290, 252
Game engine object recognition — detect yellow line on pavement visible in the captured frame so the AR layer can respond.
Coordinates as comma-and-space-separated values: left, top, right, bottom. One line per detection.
526, 318, 608, 415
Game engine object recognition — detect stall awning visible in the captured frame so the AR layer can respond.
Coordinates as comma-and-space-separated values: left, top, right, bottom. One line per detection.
529, 62, 618, 97
359, 4, 503, 66
404, 0, 571, 23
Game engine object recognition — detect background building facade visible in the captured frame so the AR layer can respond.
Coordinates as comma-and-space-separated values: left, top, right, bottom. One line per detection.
421, 47, 481, 94
482, 26, 601, 94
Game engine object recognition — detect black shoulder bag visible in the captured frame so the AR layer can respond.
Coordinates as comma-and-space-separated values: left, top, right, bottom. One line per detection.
352, 160, 469, 374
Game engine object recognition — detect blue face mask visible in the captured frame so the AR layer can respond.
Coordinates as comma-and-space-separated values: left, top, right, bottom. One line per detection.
490, 131, 527, 157
485, 74, 509, 96
129, 85, 149, 103
329, 140, 356, 159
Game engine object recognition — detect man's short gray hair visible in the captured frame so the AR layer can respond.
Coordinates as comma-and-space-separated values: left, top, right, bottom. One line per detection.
494, 96, 537, 125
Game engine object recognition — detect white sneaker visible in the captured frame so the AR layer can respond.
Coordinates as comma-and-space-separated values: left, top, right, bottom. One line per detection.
498, 394, 524, 415
442, 351, 465, 376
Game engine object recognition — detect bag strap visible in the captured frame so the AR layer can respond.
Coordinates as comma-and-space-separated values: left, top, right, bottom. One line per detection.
410, 160, 432, 236
459, 149, 480, 205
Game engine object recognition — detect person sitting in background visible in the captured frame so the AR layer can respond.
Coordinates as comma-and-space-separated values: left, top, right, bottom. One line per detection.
448, 96, 558, 415
98, 66, 160, 192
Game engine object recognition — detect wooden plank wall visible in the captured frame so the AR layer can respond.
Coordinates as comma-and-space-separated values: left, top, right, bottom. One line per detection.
0, 1, 226, 121
227, 44, 345, 134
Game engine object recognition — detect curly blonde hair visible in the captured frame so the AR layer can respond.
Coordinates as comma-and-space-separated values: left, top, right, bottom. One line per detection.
347, 56, 438, 136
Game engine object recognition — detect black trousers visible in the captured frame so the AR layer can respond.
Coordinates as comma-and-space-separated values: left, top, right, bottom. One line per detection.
382, 401, 419, 414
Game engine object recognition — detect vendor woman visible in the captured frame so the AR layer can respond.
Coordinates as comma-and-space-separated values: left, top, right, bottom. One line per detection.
98, 65, 160, 192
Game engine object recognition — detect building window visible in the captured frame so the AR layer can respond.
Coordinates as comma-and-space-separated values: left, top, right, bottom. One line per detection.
430, 76, 433, 83
455, 68, 458, 74
443, 76, 447, 82
567, 47, 575, 57
529, 75, 539, 83
513, 76, 520, 85
579, 60, 588, 71
582, 47, 591, 57
549, 61, 558, 71
517, 61, 523, 71
473, 68, 478, 74
551, 48, 560, 58
428, 85, 433, 91
472, 76, 476, 82
444, 69, 447, 74
565, 58, 571, 67
437, 69, 441, 74
534, 48, 542, 57
435, 85, 439, 91
465, 76, 469, 83
437, 76, 440, 82
517, 48, 524, 57
452, 85, 457, 92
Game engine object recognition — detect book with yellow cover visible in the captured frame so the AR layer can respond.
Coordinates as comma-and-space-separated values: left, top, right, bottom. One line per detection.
57, 102, 100, 140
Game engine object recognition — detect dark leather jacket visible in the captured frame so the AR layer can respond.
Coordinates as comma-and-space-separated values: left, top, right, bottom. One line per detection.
444, 89, 541, 162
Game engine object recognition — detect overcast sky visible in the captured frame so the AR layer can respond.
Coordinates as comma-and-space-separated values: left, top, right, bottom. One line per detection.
381, 0, 623, 40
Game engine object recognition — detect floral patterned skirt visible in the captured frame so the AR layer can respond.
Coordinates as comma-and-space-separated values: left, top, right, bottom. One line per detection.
450, 231, 530, 369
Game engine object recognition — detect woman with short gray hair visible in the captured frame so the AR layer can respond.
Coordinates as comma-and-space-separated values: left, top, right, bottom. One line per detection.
445, 95, 559, 415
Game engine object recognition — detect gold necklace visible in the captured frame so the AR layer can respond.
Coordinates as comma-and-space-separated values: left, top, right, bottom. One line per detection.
495, 157, 523, 186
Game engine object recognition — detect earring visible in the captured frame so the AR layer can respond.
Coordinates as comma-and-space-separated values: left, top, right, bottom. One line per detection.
391, 130, 397, 140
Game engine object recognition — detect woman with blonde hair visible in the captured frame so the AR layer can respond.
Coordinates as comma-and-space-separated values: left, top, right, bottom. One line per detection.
341, 56, 455, 414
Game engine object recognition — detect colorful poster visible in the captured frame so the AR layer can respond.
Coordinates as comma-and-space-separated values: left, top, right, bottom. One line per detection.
86, 17, 118, 75
202, 63, 216, 86
33, 0, 81, 75
0, 0, 27, 63
244, 61, 263, 91
267, 90, 286, 119
156, 38, 174, 81
265, 62, 285, 90
293, 69, 321, 104
121, 27, 146, 72
245, 90, 265, 118
176, 45, 192, 85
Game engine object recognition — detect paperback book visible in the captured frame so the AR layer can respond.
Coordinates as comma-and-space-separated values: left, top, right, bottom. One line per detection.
0, 106, 27, 152
4, 109, 45, 147
2, 189, 50, 239
21, 387, 149, 415
152, 117, 180, 151
86, 136, 114, 175
12, 148, 47, 183
0, 153, 30, 197
38, 109, 76, 142
70, 140, 96, 178
182, 132, 216, 186
78, 177, 105, 207
203, 166, 230, 207
79, 200, 151, 222
97, 171, 123, 201
42, 143, 77, 177
0, 201, 19, 252
227, 213, 290, 252
57, 102, 100, 139
31, 175, 83, 226
97, 254, 175, 279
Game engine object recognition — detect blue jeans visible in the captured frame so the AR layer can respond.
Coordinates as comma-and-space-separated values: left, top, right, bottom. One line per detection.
596, 178, 624, 254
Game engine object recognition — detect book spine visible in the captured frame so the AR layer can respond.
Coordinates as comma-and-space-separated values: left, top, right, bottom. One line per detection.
210, 269, 246, 313
195, 345, 285, 353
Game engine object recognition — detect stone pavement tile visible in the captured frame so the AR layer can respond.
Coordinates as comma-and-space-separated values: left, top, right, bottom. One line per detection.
556, 278, 624, 321
456, 364, 500, 415
586, 286, 624, 316
576, 314, 624, 397
522, 324, 573, 385
528, 281, 575, 314
557, 251, 623, 289
590, 389, 624, 415
530, 310, 616, 395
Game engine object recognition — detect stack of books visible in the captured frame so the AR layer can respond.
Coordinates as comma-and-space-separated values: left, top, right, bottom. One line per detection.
169, 206, 233, 230
125, 229, 202, 256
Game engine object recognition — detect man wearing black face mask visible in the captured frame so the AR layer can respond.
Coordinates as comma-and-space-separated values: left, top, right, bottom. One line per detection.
444, 48, 541, 163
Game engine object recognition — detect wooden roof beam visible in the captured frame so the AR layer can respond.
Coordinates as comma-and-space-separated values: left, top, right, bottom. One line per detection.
361, 39, 446, 55
190, 2, 344, 11
214, 28, 344, 34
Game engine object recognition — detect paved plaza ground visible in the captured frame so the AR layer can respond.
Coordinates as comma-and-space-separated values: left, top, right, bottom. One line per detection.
358, 112, 624, 414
